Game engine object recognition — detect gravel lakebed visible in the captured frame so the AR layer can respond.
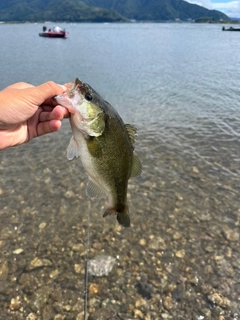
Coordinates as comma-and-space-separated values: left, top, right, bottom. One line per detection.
0, 127, 239, 320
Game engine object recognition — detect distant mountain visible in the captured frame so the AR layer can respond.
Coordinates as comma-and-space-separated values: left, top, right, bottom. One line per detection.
0, 0, 230, 22
82, 0, 230, 21
0, 0, 126, 22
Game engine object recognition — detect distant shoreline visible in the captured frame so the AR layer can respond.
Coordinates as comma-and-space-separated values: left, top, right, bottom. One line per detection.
0, 20, 238, 24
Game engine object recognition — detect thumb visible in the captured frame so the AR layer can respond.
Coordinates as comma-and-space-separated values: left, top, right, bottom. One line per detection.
31, 81, 66, 103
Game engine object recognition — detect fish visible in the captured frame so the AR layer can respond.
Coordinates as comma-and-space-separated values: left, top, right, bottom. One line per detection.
55, 78, 142, 227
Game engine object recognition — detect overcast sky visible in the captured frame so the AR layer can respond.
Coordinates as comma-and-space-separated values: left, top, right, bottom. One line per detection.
185, 0, 240, 17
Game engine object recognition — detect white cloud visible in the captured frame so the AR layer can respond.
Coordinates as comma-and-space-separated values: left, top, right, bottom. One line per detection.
185, 1, 240, 17
213, 1, 240, 17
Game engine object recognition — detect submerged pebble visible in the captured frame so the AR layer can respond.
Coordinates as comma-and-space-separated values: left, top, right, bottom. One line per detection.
9, 297, 21, 311
27, 257, 52, 270
26, 313, 37, 320
13, 248, 24, 254
208, 292, 231, 308
0, 261, 8, 281
88, 308, 112, 320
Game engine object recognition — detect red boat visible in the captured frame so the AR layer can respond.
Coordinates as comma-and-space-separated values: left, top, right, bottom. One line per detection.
39, 26, 68, 38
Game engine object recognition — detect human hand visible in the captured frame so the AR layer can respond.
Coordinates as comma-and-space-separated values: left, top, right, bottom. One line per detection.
0, 81, 70, 150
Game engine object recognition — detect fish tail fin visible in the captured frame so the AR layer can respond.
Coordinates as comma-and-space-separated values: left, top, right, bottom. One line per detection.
103, 205, 130, 228
117, 210, 130, 228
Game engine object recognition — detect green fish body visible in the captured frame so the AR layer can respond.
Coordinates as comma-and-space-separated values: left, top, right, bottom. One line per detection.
55, 78, 141, 227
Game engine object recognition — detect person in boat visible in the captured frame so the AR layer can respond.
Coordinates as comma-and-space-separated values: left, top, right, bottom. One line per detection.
0, 81, 69, 150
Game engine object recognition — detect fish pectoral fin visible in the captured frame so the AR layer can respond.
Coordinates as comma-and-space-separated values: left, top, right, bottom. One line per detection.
86, 179, 106, 199
130, 154, 142, 178
67, 136, 81, 160
125, 124, 137, 146
86, 137, 102, 158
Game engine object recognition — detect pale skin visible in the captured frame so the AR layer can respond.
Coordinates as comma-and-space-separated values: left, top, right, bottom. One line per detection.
0, 81, 70, 150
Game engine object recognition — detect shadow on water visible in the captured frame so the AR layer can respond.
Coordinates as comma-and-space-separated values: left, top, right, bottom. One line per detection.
0, 23, 240, 319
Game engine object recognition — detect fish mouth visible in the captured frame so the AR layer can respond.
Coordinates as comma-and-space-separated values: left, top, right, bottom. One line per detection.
68, 78, 84, 96
54, 93, 76, 114
54, 78, 91, 114
73, 78, 83, 89
73, 78, 92, 97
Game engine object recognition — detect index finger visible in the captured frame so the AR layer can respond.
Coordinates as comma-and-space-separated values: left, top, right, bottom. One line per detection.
29, 81, 66, 104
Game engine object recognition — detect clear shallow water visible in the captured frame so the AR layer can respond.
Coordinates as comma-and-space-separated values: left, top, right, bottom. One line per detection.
0, 23, 240, 319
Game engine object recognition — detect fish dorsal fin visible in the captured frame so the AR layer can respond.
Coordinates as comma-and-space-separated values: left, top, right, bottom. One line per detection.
86, 179, 106, 199
125, 124, 137, 146
130, 154, 142, 178
67, 136, 81, 160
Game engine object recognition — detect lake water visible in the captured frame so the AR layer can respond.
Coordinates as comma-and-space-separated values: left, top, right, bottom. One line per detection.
0, 23, 240, 319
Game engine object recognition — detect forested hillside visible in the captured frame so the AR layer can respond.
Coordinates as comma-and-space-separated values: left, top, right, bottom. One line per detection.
0, 0, 230, 22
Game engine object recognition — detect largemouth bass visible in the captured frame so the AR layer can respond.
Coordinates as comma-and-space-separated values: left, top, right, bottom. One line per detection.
55, 78, 141, 227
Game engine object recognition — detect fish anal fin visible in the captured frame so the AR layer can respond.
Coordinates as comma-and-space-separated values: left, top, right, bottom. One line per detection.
125, 124, 137, 146
86, 179, 106, 199
103, 208, 115, 217
67, 136, 80, 160
130, 154, 142, 178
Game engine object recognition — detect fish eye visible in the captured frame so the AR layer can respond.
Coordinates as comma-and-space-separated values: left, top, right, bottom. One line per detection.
85, 93, 93, 101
